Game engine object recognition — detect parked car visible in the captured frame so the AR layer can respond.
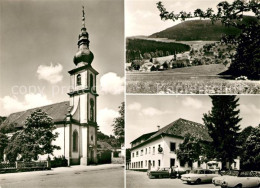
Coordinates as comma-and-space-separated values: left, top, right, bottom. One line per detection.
147, 167, 170, 179
220, 171, 260, 188
212, 170, 240, 186
181, 169, 220, 184
175, 167, 190, 178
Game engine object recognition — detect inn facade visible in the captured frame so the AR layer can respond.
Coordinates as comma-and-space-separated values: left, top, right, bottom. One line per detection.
130, 118, 240, 171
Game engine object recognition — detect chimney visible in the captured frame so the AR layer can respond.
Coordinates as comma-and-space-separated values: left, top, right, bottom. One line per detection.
157, 125, 160, 130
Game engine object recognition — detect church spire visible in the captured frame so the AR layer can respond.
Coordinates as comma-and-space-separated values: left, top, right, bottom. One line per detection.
82, 6, 86, 29
73, 6, 94, 66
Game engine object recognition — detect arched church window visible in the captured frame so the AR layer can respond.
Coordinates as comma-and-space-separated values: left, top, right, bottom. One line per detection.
90, 74, 94, 90
73, 130, 78, 152
77, 74, 81, 86
90, 99, 94, 121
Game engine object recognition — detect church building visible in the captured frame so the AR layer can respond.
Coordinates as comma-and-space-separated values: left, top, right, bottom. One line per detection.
1, 7, 98, 166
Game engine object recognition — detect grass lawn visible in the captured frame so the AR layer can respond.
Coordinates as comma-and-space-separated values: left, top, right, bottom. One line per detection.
126, 65, 260, 94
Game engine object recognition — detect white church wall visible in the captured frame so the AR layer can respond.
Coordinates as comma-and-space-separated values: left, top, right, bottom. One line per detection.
73, 70, 88, 91
64, 123, 70, 161
37, 124, 65, 161
52, 125, 65, 158
89, 126, 96, 146
79, 94, 88, 123
81, 71, 87, 88
70, 94, 79, 109
81, 126, 88, 165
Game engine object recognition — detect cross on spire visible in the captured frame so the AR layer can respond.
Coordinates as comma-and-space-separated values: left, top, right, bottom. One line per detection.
82, 6, 86, 28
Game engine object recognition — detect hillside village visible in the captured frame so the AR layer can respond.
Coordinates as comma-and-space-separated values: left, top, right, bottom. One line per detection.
126, 40, 236, 72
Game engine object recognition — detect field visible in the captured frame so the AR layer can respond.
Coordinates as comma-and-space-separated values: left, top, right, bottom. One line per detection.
126, 65, 260, 94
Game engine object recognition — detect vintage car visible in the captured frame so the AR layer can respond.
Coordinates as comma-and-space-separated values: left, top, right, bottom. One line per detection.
147, 167, 170, 179
220, 171, 260, 188
181, 169, 220, 184
212, 170, 240, 186
175, 167, 190, 178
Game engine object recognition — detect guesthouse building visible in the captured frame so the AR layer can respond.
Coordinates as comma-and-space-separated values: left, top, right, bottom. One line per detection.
130, 118, 240, 171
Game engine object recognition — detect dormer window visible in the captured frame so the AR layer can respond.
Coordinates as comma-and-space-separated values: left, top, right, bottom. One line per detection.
77, 74, 81, 86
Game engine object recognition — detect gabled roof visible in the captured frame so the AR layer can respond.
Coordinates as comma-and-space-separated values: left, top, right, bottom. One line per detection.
97, 141, 113, 151
130, 131, 157, 144
0, 101, 72, 129
131, 118, 212, 150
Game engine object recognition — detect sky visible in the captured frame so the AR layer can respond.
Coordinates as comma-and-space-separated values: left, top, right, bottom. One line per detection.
126, 0, 240, 37
0, 0, 124, 136
126, 95, 260, 148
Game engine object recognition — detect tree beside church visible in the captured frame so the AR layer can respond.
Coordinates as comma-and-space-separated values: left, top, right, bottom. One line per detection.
0, 6, 100, 166
5, 110, 60, 162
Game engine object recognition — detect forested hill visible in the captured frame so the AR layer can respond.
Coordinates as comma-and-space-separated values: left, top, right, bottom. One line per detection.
149, 16, 258, 41
126, 38, 190, 62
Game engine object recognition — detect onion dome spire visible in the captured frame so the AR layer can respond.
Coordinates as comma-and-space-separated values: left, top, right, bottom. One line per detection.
73, 6, 94, 66
82, 6, 86, 28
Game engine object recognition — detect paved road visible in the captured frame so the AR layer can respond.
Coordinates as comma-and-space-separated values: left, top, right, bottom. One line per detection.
0, 165, 124, 188
126, 170, 217, 188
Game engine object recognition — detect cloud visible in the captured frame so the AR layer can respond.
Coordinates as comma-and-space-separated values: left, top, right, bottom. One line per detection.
97, 108, 120, 136
37, 63, 63, 84
140, 107, 172, 116
100, 72, 124, 95
0, 93, 52, 116
182, 97, 203, 109
240, 104, 260, 115
128, 102, 142, 111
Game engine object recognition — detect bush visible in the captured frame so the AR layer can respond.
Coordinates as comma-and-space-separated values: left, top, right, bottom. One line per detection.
97, 150, 111, 164
50, 156, 68, 168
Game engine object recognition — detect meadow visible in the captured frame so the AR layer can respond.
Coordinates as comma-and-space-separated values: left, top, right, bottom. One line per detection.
126, 65, 260, 94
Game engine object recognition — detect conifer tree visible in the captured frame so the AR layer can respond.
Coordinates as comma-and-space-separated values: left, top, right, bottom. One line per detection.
203, 96, 241, 169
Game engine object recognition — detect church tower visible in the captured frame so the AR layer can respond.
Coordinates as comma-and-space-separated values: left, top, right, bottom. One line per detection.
67, 6, 98, 165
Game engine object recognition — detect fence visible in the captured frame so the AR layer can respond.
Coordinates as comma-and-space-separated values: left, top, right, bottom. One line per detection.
0, 162, 16, 169
0, 161, 50, 173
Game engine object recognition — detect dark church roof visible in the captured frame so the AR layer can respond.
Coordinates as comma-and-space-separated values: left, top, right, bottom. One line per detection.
1, 101, 71, 129
131, 118, 212, 149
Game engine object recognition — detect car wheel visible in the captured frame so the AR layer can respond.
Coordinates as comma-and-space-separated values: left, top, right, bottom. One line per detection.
159, 175, 162, 179
234, 184, 242, 188
195, 179, 201, 184
149, 174, 153, 179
